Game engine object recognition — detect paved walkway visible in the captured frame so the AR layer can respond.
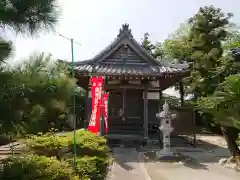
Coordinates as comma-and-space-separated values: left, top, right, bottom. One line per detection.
144, 156, 239, 180
108, 148, 153, 180
108, 134, 240, 180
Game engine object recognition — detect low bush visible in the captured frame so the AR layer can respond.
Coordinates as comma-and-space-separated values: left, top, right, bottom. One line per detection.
67, 130, 109, 158
25, 130, 109, 158
22, 130, 110, 179
75, 156, 109, 180
24, 131, 69, 159
0, 154, 79, 180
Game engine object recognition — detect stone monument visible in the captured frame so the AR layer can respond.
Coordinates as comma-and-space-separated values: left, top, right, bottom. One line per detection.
156, 101, 176, 158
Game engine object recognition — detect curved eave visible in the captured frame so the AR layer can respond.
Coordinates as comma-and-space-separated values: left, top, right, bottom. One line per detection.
74, 63, 189, 77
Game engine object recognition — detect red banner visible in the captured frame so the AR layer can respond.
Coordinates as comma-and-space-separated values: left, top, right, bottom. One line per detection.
103, 92, 109, 133
88, 76, 103, 134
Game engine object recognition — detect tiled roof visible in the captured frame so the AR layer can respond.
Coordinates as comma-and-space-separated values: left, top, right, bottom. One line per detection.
75, 62, 189, 76
73, 24, 189, 76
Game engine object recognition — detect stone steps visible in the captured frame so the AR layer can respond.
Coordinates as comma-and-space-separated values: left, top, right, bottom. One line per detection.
0, 142, 23, 157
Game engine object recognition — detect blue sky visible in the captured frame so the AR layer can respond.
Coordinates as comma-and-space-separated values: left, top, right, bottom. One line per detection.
8, 0, 239, 64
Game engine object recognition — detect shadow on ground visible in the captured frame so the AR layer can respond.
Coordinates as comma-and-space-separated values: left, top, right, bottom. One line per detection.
110, 134, 231, 171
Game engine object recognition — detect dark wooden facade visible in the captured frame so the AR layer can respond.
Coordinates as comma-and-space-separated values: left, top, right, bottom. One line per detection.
74, 24, 189, 142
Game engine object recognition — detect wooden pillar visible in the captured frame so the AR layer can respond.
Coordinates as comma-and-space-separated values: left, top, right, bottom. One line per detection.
122, 88, 126, 121
143, 83, 148, 138
179, 80, 184, 107
158, 78, 163, 148
158, 79, 163, 109
84, 86, 89, 129
84, 78, 91, 129
100, 76, 106, 136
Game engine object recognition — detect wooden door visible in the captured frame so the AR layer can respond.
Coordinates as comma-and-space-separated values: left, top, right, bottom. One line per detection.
125, 89, 144, 127
108, 90, 124, 130
108, 89, 144, 135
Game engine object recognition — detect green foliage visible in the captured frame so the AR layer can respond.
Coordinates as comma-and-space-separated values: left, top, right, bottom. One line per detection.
23, 130, 110, 179
0, 154, 79, 180
0, 39, 12, 63
162, 23, 191, 61
68, 130, 108, 157
222, 26, 240, 51
25, 130, 108, 158
141, 33, 155, 53
153, 42, 165, 59
196, 75, 240, 129
75, 156, 109, 180
0, 0, 59, 35
24, 131, 69, 158
160, 6, 240, 134
186, 6, 233, 97
0, 0, 59, 65
0, 53, 83, 135
141, 32, 164, 58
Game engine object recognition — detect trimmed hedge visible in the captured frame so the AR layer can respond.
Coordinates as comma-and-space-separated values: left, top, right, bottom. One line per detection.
25, 130, 109, 158
2, 130, 110, 180
75, 156, 109, 180
0, 154, 79, 180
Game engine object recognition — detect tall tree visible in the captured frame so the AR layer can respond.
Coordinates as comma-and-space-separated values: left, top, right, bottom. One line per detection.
186, 5, 233, 98
0, 0, 59, 62
0, 0, 59, 135
187, 6, 240, 158
0, 53, 82, 135
162, 23, 191, 62
196, 75, 240, 161
141, 32, 164, 58
141, 33, 155, 53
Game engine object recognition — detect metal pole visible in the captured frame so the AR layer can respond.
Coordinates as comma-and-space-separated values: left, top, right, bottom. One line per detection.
71, 38, 77, 168
59, 34, 80, 169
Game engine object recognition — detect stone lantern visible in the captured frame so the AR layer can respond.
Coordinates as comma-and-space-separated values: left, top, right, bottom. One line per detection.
156, 101, 176, 157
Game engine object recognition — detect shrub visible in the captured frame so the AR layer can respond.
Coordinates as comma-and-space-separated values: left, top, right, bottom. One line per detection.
25, 130, 109, 158
75, 156, 109, 180
23, 130, 110, 180
0, 154, 79, 180
66, 130, 109, 158
24, 131, 69, 159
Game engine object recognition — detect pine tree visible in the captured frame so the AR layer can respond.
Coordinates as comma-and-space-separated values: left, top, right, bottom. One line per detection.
189, 6, 240, 158
141, 32, 164, 58
187, 5, 233, 98
0, 0, 59, 62
0, 0, 59, 134
141, 33, 155, 53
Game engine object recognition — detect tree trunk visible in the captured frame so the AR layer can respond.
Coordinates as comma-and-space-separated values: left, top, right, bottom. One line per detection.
221, 126, 240, 157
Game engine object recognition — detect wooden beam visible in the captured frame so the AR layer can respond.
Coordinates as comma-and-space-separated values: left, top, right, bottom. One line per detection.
105, 84, 152, 90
